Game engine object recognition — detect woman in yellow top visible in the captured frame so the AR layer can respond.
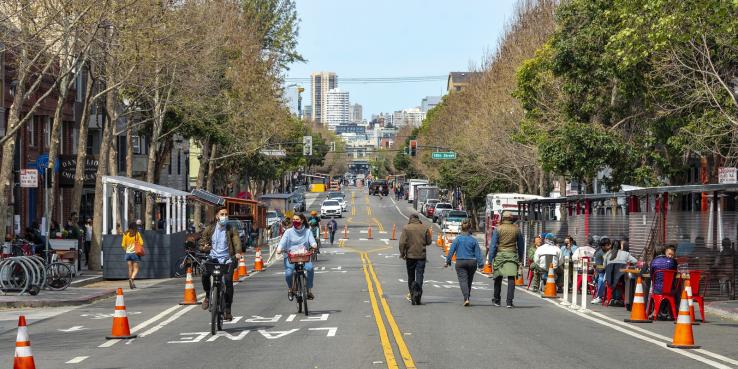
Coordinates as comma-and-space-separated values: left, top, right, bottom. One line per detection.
121, 221, 143, 289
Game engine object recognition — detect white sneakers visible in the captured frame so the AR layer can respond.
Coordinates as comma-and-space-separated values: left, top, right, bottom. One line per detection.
591, 297, 602, 304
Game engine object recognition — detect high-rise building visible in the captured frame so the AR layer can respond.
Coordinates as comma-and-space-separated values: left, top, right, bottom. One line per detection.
310, 72, 338, 125
393, 108, 426, 128
421, 96, 441, 112
303, 105, 312, 121
349, 103, 363, 123
325, 88, 349, 130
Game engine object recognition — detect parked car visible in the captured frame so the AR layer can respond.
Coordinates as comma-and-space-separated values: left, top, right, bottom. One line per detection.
320, 200, 342, 218
432, 203, 453, 223
441, 210, 469, 234
423, 199, 440, 218
434, 208, 452, 224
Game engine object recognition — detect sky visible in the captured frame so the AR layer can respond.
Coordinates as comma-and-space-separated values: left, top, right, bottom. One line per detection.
286, 0, 520, 118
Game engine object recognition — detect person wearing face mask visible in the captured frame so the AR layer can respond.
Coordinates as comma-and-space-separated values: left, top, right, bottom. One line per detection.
277, 213, 318, 300
199, 207, 241, 321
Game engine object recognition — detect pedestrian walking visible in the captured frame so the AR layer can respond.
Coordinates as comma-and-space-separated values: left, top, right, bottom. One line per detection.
399, 214, 432, 304
445, 220, 483, 306
121, 222, 144, 289
327, 218, 338, 245
488, 211, 524, 308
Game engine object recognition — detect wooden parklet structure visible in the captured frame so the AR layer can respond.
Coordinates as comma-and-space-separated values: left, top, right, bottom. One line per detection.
189, 190, 270, 248
100, 176, 190, 279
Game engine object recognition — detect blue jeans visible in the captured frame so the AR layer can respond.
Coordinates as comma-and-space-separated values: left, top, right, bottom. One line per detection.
284, 258, 314, 289
596, 272, 606, 298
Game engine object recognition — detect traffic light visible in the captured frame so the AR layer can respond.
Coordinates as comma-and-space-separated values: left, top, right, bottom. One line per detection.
303, 135, 313, 156
409, 140, 417, 157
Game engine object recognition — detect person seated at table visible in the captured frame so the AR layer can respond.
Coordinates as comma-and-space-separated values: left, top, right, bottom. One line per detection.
591, 237, 611, 304
650, 245, 678, 319
533, 233, 562, 290
602, 239, 637, 304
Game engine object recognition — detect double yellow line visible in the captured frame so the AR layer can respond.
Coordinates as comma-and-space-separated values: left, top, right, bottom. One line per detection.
360, 252, 416, 369
372, 217, 385, 232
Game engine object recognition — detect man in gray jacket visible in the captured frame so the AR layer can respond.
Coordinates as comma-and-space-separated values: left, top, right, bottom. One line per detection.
399, 214, 432, 302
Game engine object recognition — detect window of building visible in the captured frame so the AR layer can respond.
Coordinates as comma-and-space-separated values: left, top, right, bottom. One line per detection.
132, 136, 141, 154
27, 118, 36, 147
177, 149, 181, 175
455, 86, 462, 92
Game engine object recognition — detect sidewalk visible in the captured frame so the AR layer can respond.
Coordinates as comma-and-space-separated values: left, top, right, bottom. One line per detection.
706, 300, 738, 321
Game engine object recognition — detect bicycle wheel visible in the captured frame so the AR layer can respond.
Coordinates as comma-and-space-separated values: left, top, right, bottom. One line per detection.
210, 284, 218, 335
45, 263, 72, 291
300, 274, 309, 316
295, 273, 303, 313
217, 287, 225, 331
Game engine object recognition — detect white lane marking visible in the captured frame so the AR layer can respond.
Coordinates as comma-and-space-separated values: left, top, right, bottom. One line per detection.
259, 329, 299, 339
391, 197, 410, 220
138, 305, 197, 337
515, 283, 736, 368
309, 327, 337, 337
71, 276, 101, 285
66, 356, 89, 364
58, 326, 86, 332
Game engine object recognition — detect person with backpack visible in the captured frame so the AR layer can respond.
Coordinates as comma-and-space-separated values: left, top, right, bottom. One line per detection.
327, 218, 338, 245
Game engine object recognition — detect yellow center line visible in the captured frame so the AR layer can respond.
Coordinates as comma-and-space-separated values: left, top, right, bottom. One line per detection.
365, 253, 417, 369
361, 253, 399, 369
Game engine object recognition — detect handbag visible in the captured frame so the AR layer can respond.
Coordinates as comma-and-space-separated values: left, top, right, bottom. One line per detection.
134, 234, 145, 257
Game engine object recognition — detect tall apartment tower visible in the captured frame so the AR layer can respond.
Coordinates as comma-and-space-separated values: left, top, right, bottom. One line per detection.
325, 88, 349, 130
349, 103, 363, 123
310, 71, 338, 125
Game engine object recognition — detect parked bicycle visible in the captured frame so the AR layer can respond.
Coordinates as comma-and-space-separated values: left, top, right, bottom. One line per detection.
287, 251, 313, 315
174, 248, 207, 278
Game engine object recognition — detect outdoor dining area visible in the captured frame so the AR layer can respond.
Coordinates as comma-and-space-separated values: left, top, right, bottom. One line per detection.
519, 183, 738, 322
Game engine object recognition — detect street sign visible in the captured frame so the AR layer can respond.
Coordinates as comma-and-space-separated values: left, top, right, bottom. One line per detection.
718, 167, 737, 184
260, 149, 287, 157
20, 169, 38, 188
431, 152, 457, 160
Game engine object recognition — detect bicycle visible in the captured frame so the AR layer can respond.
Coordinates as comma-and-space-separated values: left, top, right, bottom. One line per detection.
174, 248, 207, 278
38, 248, 74, 291
204, 260, 232, 335
309, 227, 320, 262
287, 251, 313, 316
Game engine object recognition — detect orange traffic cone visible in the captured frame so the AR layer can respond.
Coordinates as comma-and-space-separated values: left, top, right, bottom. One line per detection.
436, 233, 443, 247
684, 279, 700, 325
667, 287, 700, 349
323, 225, 328, 241
106, 288, 137, 339
624, 276, 651, 323
238, 254, 249, 277
179, 268, 199, 305
515, 267, 524, 286
482, 259, 493, 275
13, 316, 35, 369
541, 263, 557, 298
367, 226, 373, 239
232, 266, 240, 282
343, 225, 348, 239
254, 247, 264, 271
391, 224, 397, 240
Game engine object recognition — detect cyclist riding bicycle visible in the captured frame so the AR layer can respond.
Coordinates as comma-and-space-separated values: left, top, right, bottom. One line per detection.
307, 210, 321, 249
277, 213, 317, 300
199, 206, 241, 321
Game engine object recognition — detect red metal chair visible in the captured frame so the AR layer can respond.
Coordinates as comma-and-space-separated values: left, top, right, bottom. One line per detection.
647, 269, 677, 320
688, 270, 706, 322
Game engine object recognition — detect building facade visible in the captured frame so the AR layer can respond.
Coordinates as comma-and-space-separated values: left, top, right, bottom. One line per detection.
392, 108, 426, 128
421, 96, 441, 112
325, 88, 349, 130
349, 103, 363, 123
447, 72, 481, 93
335, 123, 366, 135
310, 72, 337, 126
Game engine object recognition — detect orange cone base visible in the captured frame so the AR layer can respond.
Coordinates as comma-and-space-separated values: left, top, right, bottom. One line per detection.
666, 343, 700, 349
180, 301, 199, 306
106, 333, 137, 339
624, 318, 653, 323
541, 287, 557, 298
13, 357, 36, 369
674, 321, 700, 326
514, 277, 524, 286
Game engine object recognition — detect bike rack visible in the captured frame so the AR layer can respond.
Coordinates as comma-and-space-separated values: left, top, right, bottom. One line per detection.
0, 256, 49, 295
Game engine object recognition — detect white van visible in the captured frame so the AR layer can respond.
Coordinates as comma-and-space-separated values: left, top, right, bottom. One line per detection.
407, 179, 429, 203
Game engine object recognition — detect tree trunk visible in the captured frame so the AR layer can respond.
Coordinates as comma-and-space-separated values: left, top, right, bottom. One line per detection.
193, 138, 210, 231
109, 133, 119, 233
125, 115, 134, 222
47, 69, 73, 225
205, 144, 217, 193
70, 68, 95, 217
0, 83, 26, 241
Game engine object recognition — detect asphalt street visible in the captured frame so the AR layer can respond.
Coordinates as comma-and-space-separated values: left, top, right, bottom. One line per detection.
2, 186, 738, 369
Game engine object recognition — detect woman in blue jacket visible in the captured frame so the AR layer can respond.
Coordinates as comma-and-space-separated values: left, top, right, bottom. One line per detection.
445, 220, 483, 306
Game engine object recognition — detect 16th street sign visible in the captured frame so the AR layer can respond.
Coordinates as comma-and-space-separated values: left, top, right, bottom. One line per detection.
431, 152, 457, 160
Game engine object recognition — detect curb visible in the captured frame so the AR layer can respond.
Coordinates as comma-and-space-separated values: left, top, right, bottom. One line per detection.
71, 275, 104, 287
705, 303, 738, 322
0, 288, 117, 309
